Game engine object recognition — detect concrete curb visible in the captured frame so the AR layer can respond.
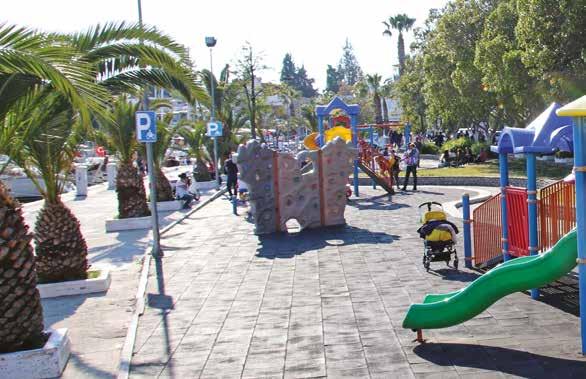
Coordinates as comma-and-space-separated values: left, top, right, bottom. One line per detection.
442, 187, 495, 219
116, 187, 227, 379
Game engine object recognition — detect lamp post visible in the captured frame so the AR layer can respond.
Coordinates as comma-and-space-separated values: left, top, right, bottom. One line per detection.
205, 36, 220, 189
137, 0, 161, 257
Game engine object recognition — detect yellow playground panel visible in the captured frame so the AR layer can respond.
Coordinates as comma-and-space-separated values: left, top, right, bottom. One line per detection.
303, 126, 352, 150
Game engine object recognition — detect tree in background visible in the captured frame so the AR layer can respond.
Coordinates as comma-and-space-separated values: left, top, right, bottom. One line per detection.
337, 39, 363, 86
383, 14, 416, 75
365, 74, 383, 124
516, 0, 586, 102
236, 42, 267, 140
326, 65, 341, 93
280, 53, 297, 87
279, 53, 317, 98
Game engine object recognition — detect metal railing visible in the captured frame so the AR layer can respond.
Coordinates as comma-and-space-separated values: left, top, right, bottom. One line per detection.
539, 180, 576, 251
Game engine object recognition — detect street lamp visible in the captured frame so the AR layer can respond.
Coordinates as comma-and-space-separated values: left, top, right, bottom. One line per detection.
205, 36, 220, 188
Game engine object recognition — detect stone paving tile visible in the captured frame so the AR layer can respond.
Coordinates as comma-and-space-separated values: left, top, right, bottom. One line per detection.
128, 186, 586, 378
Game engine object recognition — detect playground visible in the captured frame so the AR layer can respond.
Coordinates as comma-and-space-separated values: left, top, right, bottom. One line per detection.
130, 185, 586, 378
127, 96, 586, 378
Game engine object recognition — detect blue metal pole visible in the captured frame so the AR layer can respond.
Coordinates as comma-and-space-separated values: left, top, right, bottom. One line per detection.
462, 193, 473, 269
499, 153, 511, 261
526, 153, 539, 299
317, 115, 324, 147
572, 116, 586, 355
404, 122, 411, 148
370, 125, 376, 189
351, 115, 359, 197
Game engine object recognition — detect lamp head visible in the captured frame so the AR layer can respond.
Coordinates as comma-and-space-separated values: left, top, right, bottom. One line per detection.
205, 36, 217, 47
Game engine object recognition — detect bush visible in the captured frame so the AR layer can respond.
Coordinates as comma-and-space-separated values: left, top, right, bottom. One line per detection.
471, 142, 490, 155
440, 137, 473, 153
419, 142, 439, 154
555, 150, 573, 158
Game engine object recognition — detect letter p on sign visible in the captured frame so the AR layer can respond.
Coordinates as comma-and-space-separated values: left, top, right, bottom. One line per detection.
135, 111, 157, 142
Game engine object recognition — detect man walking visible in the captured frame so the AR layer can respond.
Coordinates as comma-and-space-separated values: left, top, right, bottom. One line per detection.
224, 153, 238, 199
402, 143, 419, 191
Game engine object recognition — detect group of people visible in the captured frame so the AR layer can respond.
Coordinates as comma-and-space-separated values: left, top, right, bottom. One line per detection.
439, 147, 488, 168
374, 142, 420, 191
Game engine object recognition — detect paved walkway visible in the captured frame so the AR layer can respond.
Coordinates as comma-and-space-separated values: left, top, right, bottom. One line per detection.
130, 187, 586, 378
22, 183, 218, 378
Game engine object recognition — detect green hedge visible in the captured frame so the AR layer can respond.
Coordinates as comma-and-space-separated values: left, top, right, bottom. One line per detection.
419, 142, 439, 154
440, 137, 473, 152
471, 142, 490, 155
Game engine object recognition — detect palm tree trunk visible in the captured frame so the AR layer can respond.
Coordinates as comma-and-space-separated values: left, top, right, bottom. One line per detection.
374, 94, 383, 124
34, 200, 88, 283
155, 167, 174, 202
382, 97, 389, 122
194, 159, 211, 182
0, 181, 45, 353
398, 32, 405, 75
116, 163, 150, 219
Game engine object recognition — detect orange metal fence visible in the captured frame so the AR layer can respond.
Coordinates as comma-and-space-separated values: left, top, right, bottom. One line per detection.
505, 186, 529, 257
472, 193, 503, 266
539, 180, 576, 251
472, 179, 576, 268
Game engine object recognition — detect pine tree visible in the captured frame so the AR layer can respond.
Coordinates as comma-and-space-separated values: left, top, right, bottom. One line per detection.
295, 65, 318, 98
337, 39, 363, 86
326, 65, 341, 93
280, 53, 297, 86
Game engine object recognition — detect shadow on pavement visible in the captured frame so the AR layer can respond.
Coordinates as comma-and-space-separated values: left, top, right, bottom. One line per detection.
428, 268, 481, 282
348, 196, 410, 211
534, 272, 580, 317
413, 342, 586, 377
256, 224, 399, 259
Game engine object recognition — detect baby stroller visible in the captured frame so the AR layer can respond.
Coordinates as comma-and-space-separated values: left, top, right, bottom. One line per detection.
417, 202, 459, 272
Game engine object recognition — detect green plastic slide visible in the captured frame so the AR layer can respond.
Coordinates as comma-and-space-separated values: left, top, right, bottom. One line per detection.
403, 229, 578, 330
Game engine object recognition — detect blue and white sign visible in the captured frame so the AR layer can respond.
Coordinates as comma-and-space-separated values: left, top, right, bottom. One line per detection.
207, 121, 223, 137
135, 111, 157, 143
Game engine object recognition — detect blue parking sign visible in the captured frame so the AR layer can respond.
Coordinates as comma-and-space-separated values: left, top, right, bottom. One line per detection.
207, 121, 223, 137
135, 111, 157, 142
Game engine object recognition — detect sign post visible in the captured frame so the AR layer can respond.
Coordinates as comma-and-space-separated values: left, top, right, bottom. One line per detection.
136, 111, 161, 257
207, 121, 223, 188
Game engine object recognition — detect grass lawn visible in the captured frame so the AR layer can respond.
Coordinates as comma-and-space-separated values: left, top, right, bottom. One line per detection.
361, 158, 572, 180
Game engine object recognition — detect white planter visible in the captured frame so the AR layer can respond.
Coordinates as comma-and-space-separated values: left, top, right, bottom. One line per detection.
37, 270, 111, 298
105, 215, 151, 232
0, 328, 71, 379
554, 157, 573, 165
154, 200, 182, 212
194, 180, 218, 192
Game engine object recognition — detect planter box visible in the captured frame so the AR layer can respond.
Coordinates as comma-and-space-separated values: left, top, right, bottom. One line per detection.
554, 157, 573, 165
193, 180, 218, 192
154, 200, 182, 212
106, 215, 151, 232
38, 270, 111, 298
0, 328, 71, 379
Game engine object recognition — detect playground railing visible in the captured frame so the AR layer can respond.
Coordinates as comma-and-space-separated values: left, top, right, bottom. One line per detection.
538, 180, 576, 252
472, 193, 503, 267
505, 186, 530, 257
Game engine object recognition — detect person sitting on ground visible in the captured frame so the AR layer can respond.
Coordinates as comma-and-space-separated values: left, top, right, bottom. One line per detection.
475, 148, 488, 163
464, 147, 474, 164
175, 173, 193, 209
439, 150, 452, 168
455, 148, 465, 166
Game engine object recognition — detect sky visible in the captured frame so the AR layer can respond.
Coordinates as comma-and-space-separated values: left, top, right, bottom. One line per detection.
4, 0, 448, 90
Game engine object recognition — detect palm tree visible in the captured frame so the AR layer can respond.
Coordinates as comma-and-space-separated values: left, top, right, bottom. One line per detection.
0, 181, 44, 353
0, 24, 109, 353
177, 121, 211, 182
66, 22, 205, 104
366, 74, 383, 124
301, 104, 318, 132
6, 91, 89, 283
97, 97, 150, 219
383, 14, 416, 75
381, 81, 393, 122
